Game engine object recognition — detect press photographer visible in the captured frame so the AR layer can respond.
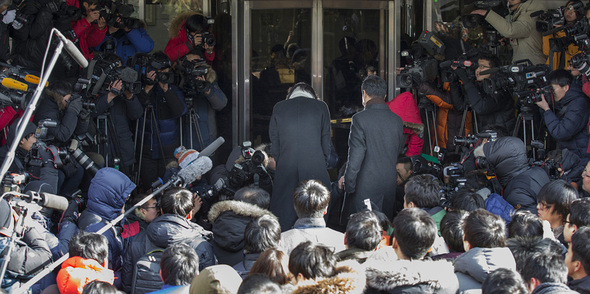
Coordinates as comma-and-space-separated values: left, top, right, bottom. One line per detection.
33, 81, 89, 196
540, 0, 585, 70
90, 53, 143, 175
451, 52, 516, 134
534, 69, 590, 168
0, 197, 52, 291
96, 1, 154, 64
471, 0, 547, 65
165, 13, 215, 63
136, 52, 187, 190
177, 49, 227, 152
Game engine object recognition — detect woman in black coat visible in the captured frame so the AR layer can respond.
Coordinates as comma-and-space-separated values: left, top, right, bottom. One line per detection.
269, 82, 332, 231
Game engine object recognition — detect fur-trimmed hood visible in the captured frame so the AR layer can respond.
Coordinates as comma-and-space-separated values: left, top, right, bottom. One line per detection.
208, 200, 277, 252
168, 11, 200, 38
365, 259, 459, 294
292, 262, 366, 294
208, 200, 275, 223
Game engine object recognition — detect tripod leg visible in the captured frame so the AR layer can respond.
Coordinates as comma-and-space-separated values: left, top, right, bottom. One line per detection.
424, 110, 433, 155
135, 107, 149, 184
190, 109, 205, 150
431, 110, 438, 152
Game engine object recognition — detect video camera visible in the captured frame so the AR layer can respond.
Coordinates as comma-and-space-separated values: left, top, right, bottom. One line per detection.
178, 58, 210, 97
131, 53, 175, 86
482, 61, 552, 105
536, 1, 585, 34
99, 0, 141, 30
11, 0, 82, 31
454, 131, 498, 147
86, 54, 141, 96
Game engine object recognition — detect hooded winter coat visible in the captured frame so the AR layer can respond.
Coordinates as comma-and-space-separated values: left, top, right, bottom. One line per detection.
293, 262, 366, 294
365, 258, 459, 294
56, 256, 114, 294
165, 12, 215, 63
453, 247, 517, 293
387, 92, 424, 157
207, 200, 276, 266
97, 27, 155, 64
269, 93, 332, 230
483, 137, 550, 213
541, 82, 590, 160
121, 214, 216, 293
484, 0, 547, 65
77, 168, 136, 272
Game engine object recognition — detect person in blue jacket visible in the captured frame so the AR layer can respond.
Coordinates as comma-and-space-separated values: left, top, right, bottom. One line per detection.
535, 69, 590, 169
97, 18, 154, 64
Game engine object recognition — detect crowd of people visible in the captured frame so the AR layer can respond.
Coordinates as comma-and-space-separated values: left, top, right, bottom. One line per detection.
3, 0, 590, 293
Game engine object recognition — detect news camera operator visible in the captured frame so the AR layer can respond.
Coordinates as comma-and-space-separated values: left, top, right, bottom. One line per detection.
0, 198, 52, 291
68, 0, 107, 61
96, 14, 154, 64
136, 52, 187, 190
177, 49, 227, 152
471, 0, 547, 65
165, 13, 215, 64
32, 81, 88, 195
535, 69, 590, 167
91, 54, 143, 175
451, 52, 516, 133
542, 0, 585, 70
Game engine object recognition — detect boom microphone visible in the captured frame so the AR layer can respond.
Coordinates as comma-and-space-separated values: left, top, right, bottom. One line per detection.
53, 28, 88, 68
153, 156, 214, 189
198, 137, 225, 158
23, 191, 69, 211
120, 67, 138, 83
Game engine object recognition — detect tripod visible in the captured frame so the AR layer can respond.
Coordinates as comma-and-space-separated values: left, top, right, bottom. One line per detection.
133, 102, 166, 185
418, 95, 439, 156
180, 97, 205, 150
513, 105, 537, 158
456, 104, 478, 153
95, 114, 126, 174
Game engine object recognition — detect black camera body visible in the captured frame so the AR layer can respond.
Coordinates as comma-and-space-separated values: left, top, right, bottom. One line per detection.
180, 59, 210, 97
482, 62, 551, 106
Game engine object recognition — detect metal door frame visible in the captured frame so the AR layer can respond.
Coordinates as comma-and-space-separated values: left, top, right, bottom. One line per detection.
233, 0, 399, 145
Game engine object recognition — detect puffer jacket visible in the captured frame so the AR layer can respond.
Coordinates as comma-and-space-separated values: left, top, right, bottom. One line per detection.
387, 92, 424, 157
542, 82, 590, 160
208, 200, 276, 266
483, 137, 550, 213
68, 0, 107, 61
485, 0, 547, 64
454, 247, 516, 293
97, 28, 155, 64
365, 258, 459, 294
77, 168, 135, 272
164, 12, 215, 63
293, 261, 366, 294
121, 213, 215, 293
56, 256, 114, 294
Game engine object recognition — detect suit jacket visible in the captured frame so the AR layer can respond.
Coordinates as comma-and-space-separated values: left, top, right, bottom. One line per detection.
343, 101, 403, 220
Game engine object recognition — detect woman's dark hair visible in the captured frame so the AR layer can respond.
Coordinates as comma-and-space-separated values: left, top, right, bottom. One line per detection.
69, 231, 109, 264
288, 241, 336, 280
508, 211, 543, 238
249, 248, 292, 285
185, 14, 207, 33
537, 179, 578, 222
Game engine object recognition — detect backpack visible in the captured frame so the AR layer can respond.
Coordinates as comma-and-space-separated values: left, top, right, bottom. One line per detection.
485, 192, 514, 226
130, 249, 165, 294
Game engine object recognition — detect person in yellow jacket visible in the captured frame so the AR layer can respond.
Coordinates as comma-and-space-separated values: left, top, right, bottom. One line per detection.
543, 0, 585, 70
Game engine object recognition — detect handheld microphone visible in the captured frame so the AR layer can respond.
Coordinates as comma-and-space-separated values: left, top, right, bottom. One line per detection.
198, 137, 225, 158
53, 29, 88, 68
23, 191, 69, 211
1, 78, 28, 91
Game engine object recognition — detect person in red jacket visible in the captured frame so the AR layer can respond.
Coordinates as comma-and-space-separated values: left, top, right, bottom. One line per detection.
165, 12, 215, 63
67, 0, 107, 61
56, 231, 114, 294
387, 91, 424, 157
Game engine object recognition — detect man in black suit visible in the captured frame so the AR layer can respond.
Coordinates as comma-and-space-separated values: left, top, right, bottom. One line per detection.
339, 75, 404, 222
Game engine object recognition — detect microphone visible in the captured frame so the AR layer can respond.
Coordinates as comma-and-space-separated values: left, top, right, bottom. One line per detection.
198, 137, 225, 158
53, 29, 88, 68
152, 156, 213, 189
1, 78, 28, 91
439, 60, 473, 68
24, 191, 69, 211
120, 67, 138, 83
